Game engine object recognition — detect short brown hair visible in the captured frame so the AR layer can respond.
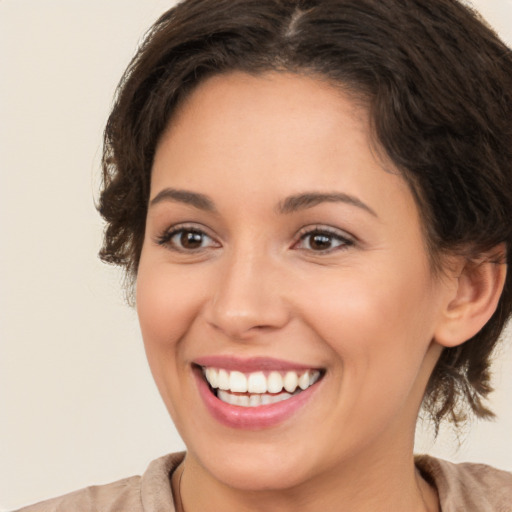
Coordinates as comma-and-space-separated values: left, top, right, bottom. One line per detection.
98, 0, 512, 428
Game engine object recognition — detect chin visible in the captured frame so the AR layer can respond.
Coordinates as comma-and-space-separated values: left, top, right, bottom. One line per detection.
200, 448, 316, 492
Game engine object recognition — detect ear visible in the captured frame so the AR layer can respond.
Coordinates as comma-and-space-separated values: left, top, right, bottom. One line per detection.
434, 245, 507, 348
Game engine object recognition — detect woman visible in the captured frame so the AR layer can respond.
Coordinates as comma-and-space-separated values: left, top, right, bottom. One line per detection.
18, 0, 512, 510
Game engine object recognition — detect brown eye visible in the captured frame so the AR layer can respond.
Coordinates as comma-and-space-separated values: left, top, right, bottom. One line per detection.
295, 228, 353, 253
180, 230, 204, 249
157, 227, 219, 252
309, 233, 334, 251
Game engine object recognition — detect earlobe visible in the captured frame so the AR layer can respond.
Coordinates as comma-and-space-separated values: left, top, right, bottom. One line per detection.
434, 246, 507, 348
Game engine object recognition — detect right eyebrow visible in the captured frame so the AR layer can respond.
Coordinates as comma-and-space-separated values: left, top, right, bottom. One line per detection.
149, 188, 217, 212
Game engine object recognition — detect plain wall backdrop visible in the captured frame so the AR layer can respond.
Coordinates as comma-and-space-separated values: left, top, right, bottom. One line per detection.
1, 0, 511, 509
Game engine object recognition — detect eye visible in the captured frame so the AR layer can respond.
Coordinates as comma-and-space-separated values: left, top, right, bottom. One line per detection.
294, 227, 353, 253
156, 226, 220, 252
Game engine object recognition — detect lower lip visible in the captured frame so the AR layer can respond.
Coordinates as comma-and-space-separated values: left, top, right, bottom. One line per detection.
194, 367, 321, 430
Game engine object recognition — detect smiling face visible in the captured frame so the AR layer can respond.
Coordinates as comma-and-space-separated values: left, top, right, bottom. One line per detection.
136, 72, 452, 492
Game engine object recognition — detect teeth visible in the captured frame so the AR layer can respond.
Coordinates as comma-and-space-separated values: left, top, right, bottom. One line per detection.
298, 371, 310, 390
248, 372, 267, 393
205, 367, 218, 388
218, 369, 230, 390
261, 393, 273, 405
203, 367, 321, 403
235, 394, 249, 407
267, 371, 283, 393
229, 371, 247, 392
218, 389, 294, 407
249, 394, 262, 407
283, 371, 298, 392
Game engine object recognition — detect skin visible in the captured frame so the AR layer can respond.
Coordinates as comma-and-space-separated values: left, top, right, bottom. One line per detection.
135, 71, 463, 511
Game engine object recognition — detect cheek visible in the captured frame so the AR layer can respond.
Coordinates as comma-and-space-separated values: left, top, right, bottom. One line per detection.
303, 270, 437, 435
303, 269, 426, 335
135, 257, 211, 421
297, 258, 436, 380
135, 258, 211, 408
136, 260, 206, 348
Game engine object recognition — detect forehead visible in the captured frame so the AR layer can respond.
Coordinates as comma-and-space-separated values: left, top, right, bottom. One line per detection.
152, 71, 418, 227
170, 70, 368, 132
155, 72, 376, 183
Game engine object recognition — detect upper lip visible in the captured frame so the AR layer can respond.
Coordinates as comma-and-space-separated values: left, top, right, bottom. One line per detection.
194, 355, 323, 373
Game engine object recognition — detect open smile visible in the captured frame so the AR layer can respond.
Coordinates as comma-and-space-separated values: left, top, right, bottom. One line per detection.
202, 367, 322, 407
193, 357, 325, 429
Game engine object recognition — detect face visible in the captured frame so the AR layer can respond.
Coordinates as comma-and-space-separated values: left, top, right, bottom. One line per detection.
137, 72, 450, 491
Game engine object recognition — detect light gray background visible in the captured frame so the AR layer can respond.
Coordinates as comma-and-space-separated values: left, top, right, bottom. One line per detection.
1, 1, 511, 510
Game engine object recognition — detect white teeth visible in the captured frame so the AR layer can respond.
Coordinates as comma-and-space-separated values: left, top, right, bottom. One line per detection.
298, 370, 310, 390
205, 367, 218, 388
267, 371, 284, 393
218, 369, 230, 390
260, 393, 272, 405
283, 371, 298, 392
217, 389, 294, 407
249, 394, 262, 407
203, 367, 322, 404
236, 394, 249, 407
247, 372, 267, 393
229, 371, 247, 392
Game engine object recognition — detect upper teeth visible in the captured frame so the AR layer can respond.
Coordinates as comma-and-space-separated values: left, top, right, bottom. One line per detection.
203, 368, 321, 394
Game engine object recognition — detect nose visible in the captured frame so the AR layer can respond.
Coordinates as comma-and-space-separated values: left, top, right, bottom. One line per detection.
205, 249, 291, 340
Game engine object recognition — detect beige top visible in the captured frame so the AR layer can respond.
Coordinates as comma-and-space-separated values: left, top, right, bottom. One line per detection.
16, 452, 512, 511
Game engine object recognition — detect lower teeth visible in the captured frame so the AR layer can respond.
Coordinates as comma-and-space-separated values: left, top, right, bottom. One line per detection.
217, 389, 300, 407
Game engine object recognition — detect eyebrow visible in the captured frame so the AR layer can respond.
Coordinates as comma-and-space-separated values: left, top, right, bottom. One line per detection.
149, 187, 377, 217
278, 192, 377, 217
150, 188, 217, 212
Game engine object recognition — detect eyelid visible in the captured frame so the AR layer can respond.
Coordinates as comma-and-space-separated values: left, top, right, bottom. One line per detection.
293, 225, 355, 252
154, 222, 221, 252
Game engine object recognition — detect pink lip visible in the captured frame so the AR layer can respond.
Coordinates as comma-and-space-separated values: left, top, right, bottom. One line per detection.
193, 364, 323, 430
194, 355, 320, 373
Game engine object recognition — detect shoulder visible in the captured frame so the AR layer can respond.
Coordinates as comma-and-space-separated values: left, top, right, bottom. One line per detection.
15, 452, 185, 512
416, 454, 512, 512
15, 475, 142, 512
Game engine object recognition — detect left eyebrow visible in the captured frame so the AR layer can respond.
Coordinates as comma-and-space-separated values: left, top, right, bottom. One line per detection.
149, 188, 217, 212
277, 192, 378, 217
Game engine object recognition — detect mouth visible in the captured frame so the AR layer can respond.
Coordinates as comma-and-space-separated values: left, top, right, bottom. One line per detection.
192, 357, 325, 429
201, 366, 322, 407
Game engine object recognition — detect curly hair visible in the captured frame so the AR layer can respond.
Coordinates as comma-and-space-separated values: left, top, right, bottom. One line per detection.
98, 0, 512, 429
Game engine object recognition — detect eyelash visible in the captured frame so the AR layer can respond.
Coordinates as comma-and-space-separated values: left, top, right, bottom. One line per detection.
155, 224, 354, 254
294, 226, 354, 253
156, 224, 219, 253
